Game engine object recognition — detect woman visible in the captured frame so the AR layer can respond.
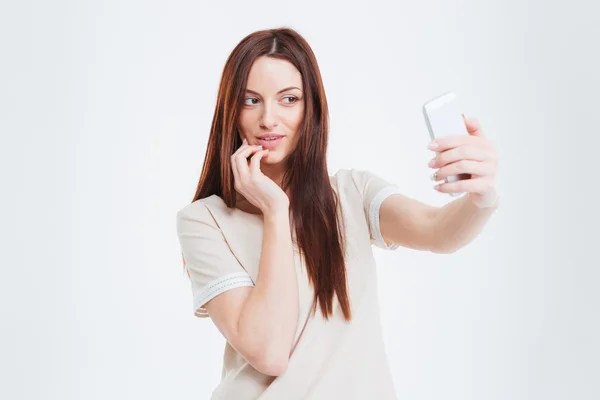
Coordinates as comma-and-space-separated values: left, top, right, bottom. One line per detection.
176, 27, 499, 400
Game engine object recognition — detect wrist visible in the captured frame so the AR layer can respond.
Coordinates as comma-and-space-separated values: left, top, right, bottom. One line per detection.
466, 192, 500, 209
263, 204, 290, 220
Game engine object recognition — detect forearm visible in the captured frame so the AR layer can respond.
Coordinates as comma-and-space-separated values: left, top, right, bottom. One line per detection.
237, 209, 298, 367
431, 193, 499, 253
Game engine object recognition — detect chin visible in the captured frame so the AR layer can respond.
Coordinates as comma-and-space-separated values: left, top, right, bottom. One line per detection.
262, 150, 287, 164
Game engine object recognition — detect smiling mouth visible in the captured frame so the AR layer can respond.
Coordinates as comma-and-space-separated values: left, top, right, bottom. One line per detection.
257, 136, 284, 149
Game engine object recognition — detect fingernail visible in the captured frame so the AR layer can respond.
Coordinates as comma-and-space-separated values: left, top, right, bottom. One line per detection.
428, 158, 436, 168
428, 141, 438, 150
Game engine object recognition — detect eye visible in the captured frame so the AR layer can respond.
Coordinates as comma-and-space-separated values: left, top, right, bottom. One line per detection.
244, 97, 259, 106
282, 96, 298, 104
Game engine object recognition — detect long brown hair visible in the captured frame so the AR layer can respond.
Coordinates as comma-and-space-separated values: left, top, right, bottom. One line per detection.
182, 27, 351, 321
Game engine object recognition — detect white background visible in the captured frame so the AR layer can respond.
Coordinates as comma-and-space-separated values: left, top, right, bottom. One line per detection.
2, 1, 598, 399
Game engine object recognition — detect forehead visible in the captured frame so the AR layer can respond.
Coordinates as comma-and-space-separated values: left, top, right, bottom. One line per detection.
246, 57, 302, 92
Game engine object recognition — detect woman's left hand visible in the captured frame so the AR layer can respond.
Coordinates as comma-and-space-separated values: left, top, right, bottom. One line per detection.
427, 115, 499, 208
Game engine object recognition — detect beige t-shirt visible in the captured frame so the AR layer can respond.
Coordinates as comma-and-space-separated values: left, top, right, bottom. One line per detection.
176, 168, 403, 400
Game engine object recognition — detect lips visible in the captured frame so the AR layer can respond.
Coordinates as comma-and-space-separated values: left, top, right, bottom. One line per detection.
257, 134, 284, 139
256, 135, 284, 149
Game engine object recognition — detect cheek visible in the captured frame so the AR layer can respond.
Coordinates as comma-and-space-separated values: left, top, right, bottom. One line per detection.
238, 113, 253, 132
283, 109, 304, 131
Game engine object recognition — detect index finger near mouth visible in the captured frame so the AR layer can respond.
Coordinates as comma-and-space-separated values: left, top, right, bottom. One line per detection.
233, 139, 251, 153
234, 144, 262, 159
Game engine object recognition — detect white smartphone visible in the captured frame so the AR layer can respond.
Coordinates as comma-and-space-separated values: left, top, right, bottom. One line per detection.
422, 91, 471, 196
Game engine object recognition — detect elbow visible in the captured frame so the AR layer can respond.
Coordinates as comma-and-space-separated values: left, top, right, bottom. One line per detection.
250, 351, 289, 376
234, 327, 290, 376
255, 355, 289, 376
241, 338, 290, 376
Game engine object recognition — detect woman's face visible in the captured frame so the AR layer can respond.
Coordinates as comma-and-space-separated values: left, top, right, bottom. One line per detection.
238, 56, 304, 165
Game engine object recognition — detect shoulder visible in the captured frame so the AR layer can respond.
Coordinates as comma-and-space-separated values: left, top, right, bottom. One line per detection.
175, 195, 224, 233
330, 168, 379, 193
176, 198, 210, 221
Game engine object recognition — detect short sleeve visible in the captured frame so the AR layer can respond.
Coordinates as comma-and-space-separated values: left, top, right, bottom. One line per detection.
176, 204, 255, 318
350, 169, 403, 250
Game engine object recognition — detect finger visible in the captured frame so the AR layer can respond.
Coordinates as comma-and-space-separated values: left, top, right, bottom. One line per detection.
231, 151, 242, 191
233, 138, 252, 156
231, 142, 258, 186
236, 145, 263, 179
462, 114, 484, 137
434, 176, 491, 194
430, 145, 490, 169
433, 159, 495, 181
250, 149, 269, 175
233, 144, 263, 164
429, 135, 487, 152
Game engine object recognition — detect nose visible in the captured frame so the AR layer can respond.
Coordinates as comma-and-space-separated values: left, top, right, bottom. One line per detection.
260, 102, 278, 129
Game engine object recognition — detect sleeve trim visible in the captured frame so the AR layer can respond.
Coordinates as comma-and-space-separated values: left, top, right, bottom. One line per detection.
369, 186, 403, 250
193, 272, 255, 318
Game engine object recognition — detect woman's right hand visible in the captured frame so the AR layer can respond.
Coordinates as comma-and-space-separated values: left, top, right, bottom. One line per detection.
231, 139, 290, 214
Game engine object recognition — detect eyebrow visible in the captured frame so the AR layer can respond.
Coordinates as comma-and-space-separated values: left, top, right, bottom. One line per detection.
245, 86, 302, 95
